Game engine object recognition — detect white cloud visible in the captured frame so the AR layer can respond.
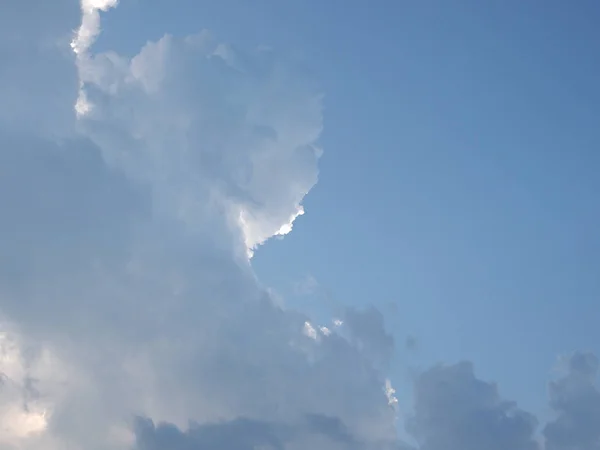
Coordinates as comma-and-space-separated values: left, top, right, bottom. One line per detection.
2, 2, 599, 450
0, 3, 395, 449
76, 30, 322, 257
0, 331, 48, 443
72, 0, 119, 56
0, 325, 72, 450
320, 326, 332, 336
303, 321, 319, 340
384, 379, 399, 409
72, 0, 120, 116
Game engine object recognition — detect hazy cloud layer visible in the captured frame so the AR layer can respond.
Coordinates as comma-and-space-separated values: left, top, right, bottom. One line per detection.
0, 1, 598, 450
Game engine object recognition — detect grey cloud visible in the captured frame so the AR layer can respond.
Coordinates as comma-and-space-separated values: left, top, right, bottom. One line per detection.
342, 306, 395, 367
133, 413, 400, 450
404, 354, 600, 450
134, 417, 283, 450
0, 130, 149, 340
0, 3, 397, 448
2, 2, 598, 450
406, 361, 540, 450
79, 31, 322, 253
544, 352, 600, 450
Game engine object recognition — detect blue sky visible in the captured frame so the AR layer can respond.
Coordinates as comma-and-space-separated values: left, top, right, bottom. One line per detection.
108, 0, 600, 419
1, 0, 600, 449
271, 0, 600, 422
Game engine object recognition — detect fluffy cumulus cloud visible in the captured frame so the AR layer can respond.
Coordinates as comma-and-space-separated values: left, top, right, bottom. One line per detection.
1, 1, 599, 450
0, 1, 395, 449
74, 29, 321, 256
404, 353, 600, 450
406, 361, 540, 450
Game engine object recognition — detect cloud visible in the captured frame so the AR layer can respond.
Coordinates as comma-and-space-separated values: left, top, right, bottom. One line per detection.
404, 353, 600, 450
71, 0, 119, 56
0, 3, 396, 449
544, 352, 600, 450
406, 361, 540, 450
72, 0, 120, 116
342, 306, 395, 368
132, 414, 368, 450
78, 31, 322, 256
2, 2, 599, 450
0, 330, 47, 444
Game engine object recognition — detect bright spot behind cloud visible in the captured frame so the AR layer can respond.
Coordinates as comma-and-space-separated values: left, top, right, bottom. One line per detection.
0, 330, 68, 447
72, 0, 120, 116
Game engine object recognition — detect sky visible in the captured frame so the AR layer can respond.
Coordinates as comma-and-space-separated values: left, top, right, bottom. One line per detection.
1, 1, 599, 449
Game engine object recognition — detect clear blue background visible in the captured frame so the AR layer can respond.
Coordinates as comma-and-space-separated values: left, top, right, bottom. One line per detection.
100, 0, 600, 421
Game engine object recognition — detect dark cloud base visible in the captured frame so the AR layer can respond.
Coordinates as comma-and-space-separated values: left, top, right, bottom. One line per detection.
133, 414, 363, 450
405, 352, 600, 450
131, 352, 600, 450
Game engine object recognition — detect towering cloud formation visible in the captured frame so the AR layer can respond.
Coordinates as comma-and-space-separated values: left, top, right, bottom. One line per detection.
0, 2, 393, 449
77, 29, 322, 256
1, 1, 599, 450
